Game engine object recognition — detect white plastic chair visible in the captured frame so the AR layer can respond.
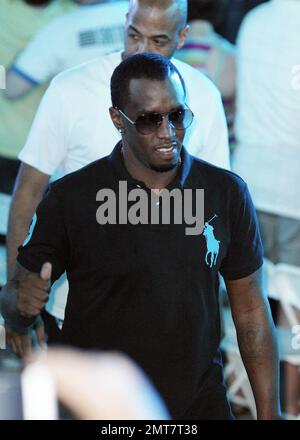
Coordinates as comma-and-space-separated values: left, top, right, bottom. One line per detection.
274, 264, 300, 419
220, 258, 286, 419
274, 264, 300, 363
262, 258, 280, 301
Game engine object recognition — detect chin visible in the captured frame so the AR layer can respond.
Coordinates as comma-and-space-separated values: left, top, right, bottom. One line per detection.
149, 161, 178, 173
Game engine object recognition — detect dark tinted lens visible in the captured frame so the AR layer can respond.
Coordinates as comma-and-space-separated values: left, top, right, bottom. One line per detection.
135, 113, 162, 134
168, 109, 193, 129
135, 109, 193, 134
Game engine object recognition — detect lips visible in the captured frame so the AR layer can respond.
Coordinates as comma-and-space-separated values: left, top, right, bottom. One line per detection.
155, 141, 178, 152
157, 146, 174, 153
154, 141, 179, 161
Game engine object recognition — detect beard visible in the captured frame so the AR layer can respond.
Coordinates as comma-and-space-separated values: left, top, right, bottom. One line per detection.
149, 161, 179, 173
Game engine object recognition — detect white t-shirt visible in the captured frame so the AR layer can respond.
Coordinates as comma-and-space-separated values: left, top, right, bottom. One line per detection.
13, 1, 128, 84
19, 50, 230, 320
232, 0, 300, 221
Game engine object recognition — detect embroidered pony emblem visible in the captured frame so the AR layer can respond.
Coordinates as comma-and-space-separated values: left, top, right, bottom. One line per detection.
202, 214, 220, 268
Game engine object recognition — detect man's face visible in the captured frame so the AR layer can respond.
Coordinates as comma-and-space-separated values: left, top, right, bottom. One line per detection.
120, 75, 187, 173
124, 2, 188, 59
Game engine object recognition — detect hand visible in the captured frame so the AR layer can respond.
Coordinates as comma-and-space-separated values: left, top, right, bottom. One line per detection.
24, 348, 170, 420
16, 262, 52, 318
6, 315, 47, 358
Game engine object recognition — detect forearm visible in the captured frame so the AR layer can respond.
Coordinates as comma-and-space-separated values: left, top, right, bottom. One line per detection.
5, 70, 35, 100
235, 305, 280, 419
6, 165, 49, 279
7, 194, 39, 279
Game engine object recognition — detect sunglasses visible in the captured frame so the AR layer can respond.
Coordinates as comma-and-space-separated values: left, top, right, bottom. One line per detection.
117, 107, 194, 135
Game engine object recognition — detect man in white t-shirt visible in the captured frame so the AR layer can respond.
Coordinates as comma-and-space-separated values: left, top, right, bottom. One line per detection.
232, 0, 300, 416
6, 0, 230, 357
5, 0, 129, 98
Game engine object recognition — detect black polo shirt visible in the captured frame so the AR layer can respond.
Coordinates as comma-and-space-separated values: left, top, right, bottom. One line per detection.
18, 141, 263, 418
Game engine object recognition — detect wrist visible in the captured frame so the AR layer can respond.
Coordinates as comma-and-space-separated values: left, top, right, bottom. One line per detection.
0, 282, 37, 331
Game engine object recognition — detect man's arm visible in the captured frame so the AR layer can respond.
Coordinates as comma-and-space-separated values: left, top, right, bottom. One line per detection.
3, 179, 67, 334
4, 164, 50, 357
5, 16, 62, 100
5, 69, 37, 100
225, 268, 281, 419
5, 72, 68, 357
6, 163, 50, 280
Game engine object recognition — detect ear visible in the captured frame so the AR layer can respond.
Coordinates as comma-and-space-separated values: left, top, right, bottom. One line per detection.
176, 25, 189, 50
109, 107, 125, 133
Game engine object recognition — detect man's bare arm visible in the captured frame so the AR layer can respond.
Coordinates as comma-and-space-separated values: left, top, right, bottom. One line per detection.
6, 163, 50, 279
225, 268, 281, 419
5, 69, 36, 100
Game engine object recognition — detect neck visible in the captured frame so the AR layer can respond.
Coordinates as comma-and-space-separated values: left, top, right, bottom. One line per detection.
122, 144, 180, 190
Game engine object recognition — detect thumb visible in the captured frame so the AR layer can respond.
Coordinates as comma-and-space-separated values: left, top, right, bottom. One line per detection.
40, 262, 52, 282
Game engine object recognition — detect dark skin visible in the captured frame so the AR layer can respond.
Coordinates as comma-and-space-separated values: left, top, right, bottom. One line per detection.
123, 0, 189, 59
225, 270, 280, 419
110, 75, 186, 190
1, 74, 280, 419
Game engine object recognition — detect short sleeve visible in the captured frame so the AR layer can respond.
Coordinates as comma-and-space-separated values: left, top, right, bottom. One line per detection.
18, 77, 69, 175
12, 20, 61, 84
17, 187, 69, 283
220, 181, 263, 280
199, 90, 230, 170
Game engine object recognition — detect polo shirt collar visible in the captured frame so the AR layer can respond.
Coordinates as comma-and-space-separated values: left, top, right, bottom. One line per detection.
109, 141, 193, 189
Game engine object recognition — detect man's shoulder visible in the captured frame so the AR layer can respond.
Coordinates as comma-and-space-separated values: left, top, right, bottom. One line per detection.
51, 154, 113, 194
246, 1, 273, 20
51, 51, 122, 90
238, 2, 273, 36
190, 155, 247, 195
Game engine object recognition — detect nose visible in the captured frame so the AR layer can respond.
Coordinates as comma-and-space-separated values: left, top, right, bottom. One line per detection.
157, 115, 175, 139
136, 38, 152, 53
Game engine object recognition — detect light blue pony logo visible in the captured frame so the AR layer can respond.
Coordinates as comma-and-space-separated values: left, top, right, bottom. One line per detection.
203, 214, 220, 268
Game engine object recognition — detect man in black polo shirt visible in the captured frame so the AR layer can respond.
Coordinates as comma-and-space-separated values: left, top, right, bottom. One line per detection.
1, 53, 280, 420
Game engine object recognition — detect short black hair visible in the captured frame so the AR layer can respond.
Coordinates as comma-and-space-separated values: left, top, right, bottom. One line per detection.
187, 0, 221, 27
110, 52, 186, 110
